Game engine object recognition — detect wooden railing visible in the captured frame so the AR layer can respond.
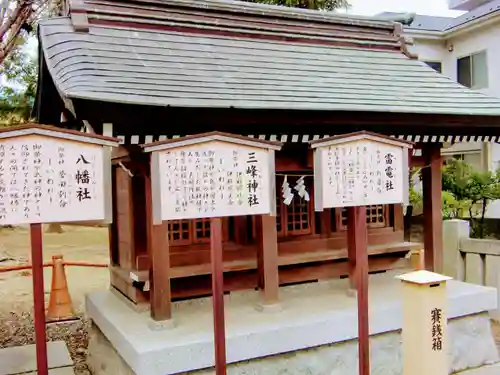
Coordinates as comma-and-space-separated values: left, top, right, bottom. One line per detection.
443, 219, 500, 321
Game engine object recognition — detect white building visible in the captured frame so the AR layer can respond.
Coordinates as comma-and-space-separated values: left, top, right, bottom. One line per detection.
380, 0, 500, 217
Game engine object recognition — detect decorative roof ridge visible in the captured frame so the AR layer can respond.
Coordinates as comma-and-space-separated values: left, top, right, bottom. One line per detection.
102, 0, 397, 29
69, 0, 89, 31
66, 0, 408, 52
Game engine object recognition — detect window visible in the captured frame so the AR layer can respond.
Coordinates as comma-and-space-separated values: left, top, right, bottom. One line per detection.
450, 152, 482, 170
336, 205, 388, 230
424, 61, 442, 73
276, 176, 313, 237
168, 218, 227, 245
457, 51, 488, 89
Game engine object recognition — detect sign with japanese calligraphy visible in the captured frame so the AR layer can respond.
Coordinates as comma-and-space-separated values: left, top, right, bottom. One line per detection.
431, 308, 443, 351
144, 132, 282, 223
0, 125, 119, 225
311, 132, 413, 210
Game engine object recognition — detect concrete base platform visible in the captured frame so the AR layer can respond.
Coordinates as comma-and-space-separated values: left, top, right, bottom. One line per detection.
86, 271, 499, 375
457, 363, 500, 374
0, 340, 73, 375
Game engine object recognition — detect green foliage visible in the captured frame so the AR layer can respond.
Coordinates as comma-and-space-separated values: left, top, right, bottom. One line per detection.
409, 167, 423, 209
241, 0, 350, 11
408, 159, 500, 238
442, 158, 473, 201
442, 191, 471, 220
0, 35, 37, 126
440, 159, 500, 238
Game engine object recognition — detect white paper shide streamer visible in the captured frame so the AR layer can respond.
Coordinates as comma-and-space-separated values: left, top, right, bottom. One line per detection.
282, 176, 294, 206
294, 176, 310, 202
281, 175, 310, 206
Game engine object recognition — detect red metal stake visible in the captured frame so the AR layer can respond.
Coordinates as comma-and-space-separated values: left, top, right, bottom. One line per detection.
30, 223, 49, 375
210, 218, 227, 375
347, 206, 370, 375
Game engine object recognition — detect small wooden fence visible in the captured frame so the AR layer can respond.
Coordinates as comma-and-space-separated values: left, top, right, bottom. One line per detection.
443, 219, 500, 321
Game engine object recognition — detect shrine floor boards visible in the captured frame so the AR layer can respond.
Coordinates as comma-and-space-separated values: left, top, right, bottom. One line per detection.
0, 340, 73, 375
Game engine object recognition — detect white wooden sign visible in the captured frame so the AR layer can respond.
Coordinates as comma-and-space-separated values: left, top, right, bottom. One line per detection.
0, 126, 119, 225
143, 132, 282, 223
311, 132, 413, 210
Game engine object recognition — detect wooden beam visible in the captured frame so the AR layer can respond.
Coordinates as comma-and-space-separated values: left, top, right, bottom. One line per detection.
422, 144, 443, 272
257, 215, 280, 307
347, 206, 370, 375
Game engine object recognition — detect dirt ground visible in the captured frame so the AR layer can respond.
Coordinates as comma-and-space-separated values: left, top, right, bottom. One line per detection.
0, 225, 499, 375
0, 225, 110, 375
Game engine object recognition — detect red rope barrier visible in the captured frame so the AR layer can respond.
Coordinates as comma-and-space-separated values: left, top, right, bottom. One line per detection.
0, 260, 109, 273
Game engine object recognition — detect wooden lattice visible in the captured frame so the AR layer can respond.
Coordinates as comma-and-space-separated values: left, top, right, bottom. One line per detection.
168, 218, 227, 245
167, 219, 210, 245
286, 192, 311, 235
276, 176, 312, 237
193, 218, 211, 243
340, 205, 387, 228
366, 205, 386, 227
168, 220, 191, 245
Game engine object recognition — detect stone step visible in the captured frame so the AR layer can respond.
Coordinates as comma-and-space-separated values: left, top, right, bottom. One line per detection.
0, 340, 73, 375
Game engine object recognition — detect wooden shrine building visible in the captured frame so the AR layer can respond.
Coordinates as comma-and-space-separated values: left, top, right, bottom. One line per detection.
34, 0, 500, 320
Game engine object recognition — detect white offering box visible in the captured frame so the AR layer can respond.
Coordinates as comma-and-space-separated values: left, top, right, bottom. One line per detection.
396, 270, 453, 375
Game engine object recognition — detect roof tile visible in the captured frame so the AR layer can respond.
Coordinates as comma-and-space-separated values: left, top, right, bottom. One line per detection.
37, 0, 500, 116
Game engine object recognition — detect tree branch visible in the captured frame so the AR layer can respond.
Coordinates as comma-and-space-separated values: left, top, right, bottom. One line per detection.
0, 1, 31, 65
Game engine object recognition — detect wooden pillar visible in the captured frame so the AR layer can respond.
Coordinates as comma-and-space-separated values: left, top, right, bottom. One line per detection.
144, 167, 172, 322
116, 166, 135, 270
257, 215, 280, 308
211, 218, 227, 374
30, 223, 49, 375
108, 165, 118, 266
393, 204, 404, 232
149, 222, 172, 322
346, 206, 370, 375
422, 144, 443, 273
347, 206, 364, 291
320, 209, 332, 237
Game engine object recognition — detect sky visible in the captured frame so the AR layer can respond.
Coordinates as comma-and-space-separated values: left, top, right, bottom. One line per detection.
346, 0, 465, 17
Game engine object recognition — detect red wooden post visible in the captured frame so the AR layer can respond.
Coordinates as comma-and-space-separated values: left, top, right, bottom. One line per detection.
30, 223, 49, 375
257, 215, 279, 306
422, 144, 443, 272
210, 218, 227, 375
150, 222, 172, 321
347, 206, 370, 375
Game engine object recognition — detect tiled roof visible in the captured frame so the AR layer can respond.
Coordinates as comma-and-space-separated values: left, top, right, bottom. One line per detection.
447, 0, 500, 29
377, 12, 453, 31
382, 0, 500, 32
37, 0, 500, 116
